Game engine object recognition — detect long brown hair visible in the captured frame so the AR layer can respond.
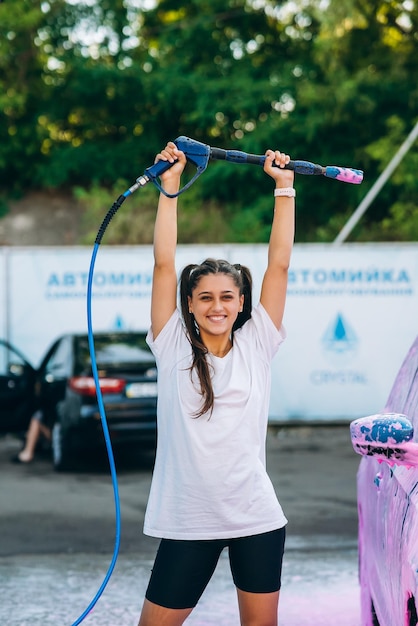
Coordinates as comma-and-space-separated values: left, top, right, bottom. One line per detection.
179, 258, 253, 417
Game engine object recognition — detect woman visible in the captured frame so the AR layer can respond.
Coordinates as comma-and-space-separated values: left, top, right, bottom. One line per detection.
138, 141, 295, 626
11, 409, 51, 464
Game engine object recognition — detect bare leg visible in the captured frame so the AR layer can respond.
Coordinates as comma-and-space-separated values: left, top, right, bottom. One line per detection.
18, 419, 51, 462
138, 598, 193, 626
236, 588, 280, 626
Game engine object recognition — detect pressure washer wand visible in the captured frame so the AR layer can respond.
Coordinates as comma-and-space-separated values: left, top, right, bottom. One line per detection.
133, 135, 363, 201
208, 145, 364, 184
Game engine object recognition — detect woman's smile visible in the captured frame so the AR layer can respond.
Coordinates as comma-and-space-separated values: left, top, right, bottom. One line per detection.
207, 314, 227, 322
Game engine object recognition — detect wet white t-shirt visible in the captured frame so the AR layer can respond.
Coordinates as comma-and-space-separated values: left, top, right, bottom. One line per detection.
144, 303, 288, 540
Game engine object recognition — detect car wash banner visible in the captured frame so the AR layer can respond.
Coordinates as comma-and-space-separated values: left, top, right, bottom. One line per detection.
229, 243, 418, 421
2, 243, 417, 421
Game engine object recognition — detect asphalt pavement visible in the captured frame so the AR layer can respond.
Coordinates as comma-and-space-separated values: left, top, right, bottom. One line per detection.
0, 424, 362, 625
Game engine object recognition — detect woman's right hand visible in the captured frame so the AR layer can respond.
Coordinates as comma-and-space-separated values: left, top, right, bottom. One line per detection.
155, 141, 187, 182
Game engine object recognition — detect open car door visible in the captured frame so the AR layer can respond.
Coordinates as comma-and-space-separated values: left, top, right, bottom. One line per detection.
0, 339, 36, 434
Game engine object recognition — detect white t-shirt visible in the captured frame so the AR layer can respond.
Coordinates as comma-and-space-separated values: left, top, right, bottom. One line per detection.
144, 303, 288, 540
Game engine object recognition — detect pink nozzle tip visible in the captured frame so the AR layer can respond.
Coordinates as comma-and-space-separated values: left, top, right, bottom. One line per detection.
325, 166, 364, 184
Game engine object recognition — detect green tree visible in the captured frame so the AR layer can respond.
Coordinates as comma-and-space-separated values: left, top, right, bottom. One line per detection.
291, 0, 418, 240
0, 0, 52, 190
0, 0, 417, 242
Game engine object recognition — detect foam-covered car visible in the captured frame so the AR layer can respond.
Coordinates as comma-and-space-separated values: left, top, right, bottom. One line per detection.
350, 336, 418, 626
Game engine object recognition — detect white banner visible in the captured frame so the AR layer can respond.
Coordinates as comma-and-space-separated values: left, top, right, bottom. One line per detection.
274, 243, 417, 420
2, 243, 417, 421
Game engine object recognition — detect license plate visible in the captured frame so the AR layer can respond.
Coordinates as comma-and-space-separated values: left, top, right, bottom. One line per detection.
125, 382, 157, 398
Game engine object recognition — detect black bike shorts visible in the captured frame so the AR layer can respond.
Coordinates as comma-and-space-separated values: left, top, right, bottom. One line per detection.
145, 526, 286, 610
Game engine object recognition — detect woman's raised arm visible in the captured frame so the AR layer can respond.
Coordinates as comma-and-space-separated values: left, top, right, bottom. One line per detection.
150, 143, 187, 339
260, 149, 295, 330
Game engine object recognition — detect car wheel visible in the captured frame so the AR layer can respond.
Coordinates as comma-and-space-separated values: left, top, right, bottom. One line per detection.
52, 422, 74, 472
408, 595, 418, 626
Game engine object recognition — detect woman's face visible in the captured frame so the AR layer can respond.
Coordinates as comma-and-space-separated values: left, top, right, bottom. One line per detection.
188, 273, 244, 339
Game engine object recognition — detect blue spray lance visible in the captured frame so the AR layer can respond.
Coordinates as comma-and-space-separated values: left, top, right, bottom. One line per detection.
74, 135, 363, 625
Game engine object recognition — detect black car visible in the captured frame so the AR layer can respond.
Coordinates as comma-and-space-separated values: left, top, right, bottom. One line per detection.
1, 332, 158, 471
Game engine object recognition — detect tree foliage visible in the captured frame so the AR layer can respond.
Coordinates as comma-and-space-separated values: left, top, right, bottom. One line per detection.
0, 0, 417, 242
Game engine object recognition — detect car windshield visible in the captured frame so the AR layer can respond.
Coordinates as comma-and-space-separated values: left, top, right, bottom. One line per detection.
75, 334, 154, 372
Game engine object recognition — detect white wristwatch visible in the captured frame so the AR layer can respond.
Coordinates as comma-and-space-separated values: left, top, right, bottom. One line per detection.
274, 187, 296, 197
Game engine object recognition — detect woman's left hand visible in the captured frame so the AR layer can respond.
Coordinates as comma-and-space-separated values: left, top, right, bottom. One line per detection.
263, 149, 295, 186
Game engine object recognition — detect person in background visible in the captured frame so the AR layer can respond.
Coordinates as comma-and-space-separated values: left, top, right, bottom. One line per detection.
138, 141, 295, 626
11, 382, 51, 464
